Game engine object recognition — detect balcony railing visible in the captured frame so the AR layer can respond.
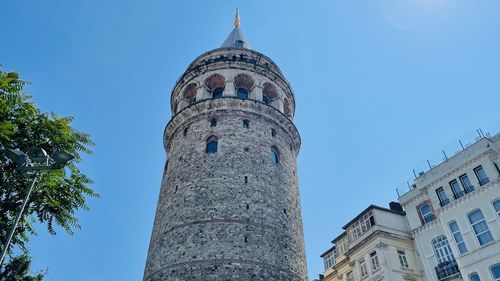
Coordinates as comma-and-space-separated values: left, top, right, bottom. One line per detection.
479, 177, 490, 186
464, 185, 475, 194
435, 260, 460, 280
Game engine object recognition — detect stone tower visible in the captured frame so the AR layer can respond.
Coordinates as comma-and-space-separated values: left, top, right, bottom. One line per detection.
143, 11, 307, 281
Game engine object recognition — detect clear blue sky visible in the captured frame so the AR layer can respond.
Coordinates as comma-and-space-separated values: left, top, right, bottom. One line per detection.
1, 0, 500, 280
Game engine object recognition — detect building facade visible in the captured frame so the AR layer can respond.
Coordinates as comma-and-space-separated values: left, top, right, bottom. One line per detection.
399, 133, 500, 281
319, 203, 425, 281
143, 12, 308, 281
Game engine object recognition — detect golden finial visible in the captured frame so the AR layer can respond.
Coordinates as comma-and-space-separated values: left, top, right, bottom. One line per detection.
234, 7, 240, 28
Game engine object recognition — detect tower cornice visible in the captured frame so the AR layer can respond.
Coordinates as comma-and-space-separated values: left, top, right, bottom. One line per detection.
170, 48, 295, 115
163, 97, 301, 154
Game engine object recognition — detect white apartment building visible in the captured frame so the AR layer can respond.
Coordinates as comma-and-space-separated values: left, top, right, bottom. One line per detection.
318, 203, 425, 281
399, 133, 500, 281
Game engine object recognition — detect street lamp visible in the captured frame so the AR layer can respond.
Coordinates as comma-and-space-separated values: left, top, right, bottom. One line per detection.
0, 148, 75, 267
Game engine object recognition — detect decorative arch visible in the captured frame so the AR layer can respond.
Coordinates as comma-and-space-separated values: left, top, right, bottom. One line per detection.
234, 74, 255, 91
182, 83, 197, 104
205, 74, 225, 92
262, 82, 278, 103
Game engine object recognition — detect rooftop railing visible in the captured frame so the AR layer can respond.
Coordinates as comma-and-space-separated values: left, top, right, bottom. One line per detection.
396, 125, 500, 199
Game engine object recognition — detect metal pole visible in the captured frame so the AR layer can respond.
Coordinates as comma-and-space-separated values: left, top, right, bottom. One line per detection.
0, 174, 38, 267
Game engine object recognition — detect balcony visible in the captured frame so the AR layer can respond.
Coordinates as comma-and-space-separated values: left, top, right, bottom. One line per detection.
464, 185, 475, 194
435, 260, 460, 280
478, 177, 489, 186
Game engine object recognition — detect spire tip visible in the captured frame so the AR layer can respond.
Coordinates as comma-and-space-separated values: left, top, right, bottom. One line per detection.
234, 8, 240, 28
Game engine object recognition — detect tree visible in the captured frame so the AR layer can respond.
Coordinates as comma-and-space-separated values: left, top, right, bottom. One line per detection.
0, 254, 45, 281
0, 67, 98, 259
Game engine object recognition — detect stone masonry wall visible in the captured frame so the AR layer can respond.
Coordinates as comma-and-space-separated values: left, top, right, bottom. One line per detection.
143, 48, 307, 281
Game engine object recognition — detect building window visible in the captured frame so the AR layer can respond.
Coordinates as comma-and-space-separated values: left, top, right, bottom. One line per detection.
235, 40, 244, 48
493, 199, 500, 217
262, 95, 269, 104
460, 174, 474, 193
271, 147, 279, 164
183, 127, 189, 137
346, 271, 354, 281
206, 136, 218, 154
359, 258, 368, 278
491, 264, 500, 281
212, 87, 224, 99
370, 251, 380, 271
419, 202, 435, 224
495, 163, 500, 175
348, 210, 375, 241
450, 179, 464, 199
468, 209, 493, 245
397, 249, 409, 268
323, 251, 335, 270
237, 88, 248, 99
271, 128, 276, 137
432, 235, 454, 264
210, 118, 217, 127
469, 273, 481, 281
449, 221, 468, 254
436, 187, 449, 206
243, 119, 249, 128
333, 239, 346, 258
474, 165, 489, 186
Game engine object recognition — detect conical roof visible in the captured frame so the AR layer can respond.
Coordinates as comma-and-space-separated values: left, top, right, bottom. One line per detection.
221, 8, 249, 49
221, 27, 249, 48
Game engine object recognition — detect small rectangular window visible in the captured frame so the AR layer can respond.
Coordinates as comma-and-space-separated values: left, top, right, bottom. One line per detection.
460, 174, 474, 193
436, 187, 449, 206
449, 221, 468, 254
494, 200, 500, 217
397, 249, 409, 268
359, 258, 368, 278
370, 251, 380, 271
468, 209, 493, 245
474, 166, 489, 186
450, 180, 464, 199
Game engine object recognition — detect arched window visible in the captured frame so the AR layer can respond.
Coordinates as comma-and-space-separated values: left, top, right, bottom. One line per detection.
419, 202, 434, 224
206, 136, 218, 154
271, 147, 279, 164
183, 83, 197, 104
469, 273, 481, 281
234, 74, 254, 98
493, 199, 500, 217
237, 88, 248, 99
432, 235, 454, 264
205, 74, 225, 99
212, 88, 223, 99
262, 82, 278, 105
243, 119, 249, 129
491, 264, 500, 280
210, 118, 217, 127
